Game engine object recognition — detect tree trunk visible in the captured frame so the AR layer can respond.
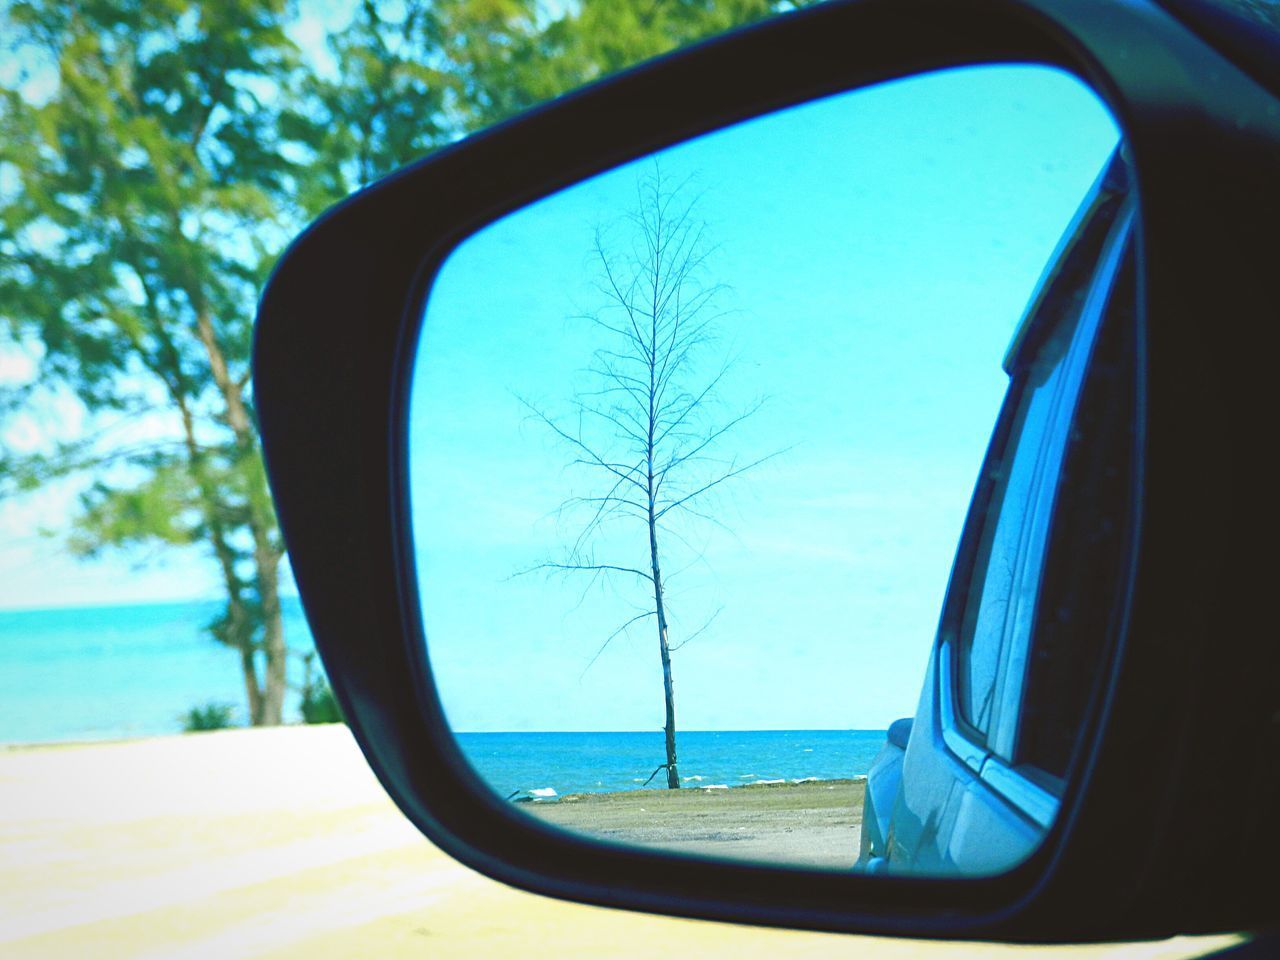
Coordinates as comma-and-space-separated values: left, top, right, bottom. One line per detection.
645, 253, 678, 788
191, 302, 289, 726
171, 385, 268, 724
130, 273, 275, 726
255, 544, 287, 726
239, 641, 265, 725
649, 517, 679, 789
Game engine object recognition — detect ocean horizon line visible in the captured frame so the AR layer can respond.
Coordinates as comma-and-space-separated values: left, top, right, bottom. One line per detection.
0, 594, 305, 617
455, 727, 889, 735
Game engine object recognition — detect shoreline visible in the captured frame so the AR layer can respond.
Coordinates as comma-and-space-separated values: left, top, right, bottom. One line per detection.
524, 777, 867, 870
5, 728, 882, 803
0, 720, 349, 753
5, 724, 884, 743
510, 772, 868, 803
5, 725, 874, 871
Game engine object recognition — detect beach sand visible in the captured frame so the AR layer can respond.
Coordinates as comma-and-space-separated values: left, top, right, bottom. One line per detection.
526, 779, 863, 869
0, 725, 1239, 959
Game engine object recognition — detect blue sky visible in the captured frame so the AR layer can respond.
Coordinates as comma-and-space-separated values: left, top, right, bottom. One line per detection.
0, 55, 1118, 735
410, 65, 1119, 733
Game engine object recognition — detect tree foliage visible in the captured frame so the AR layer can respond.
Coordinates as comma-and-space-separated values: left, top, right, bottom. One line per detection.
181, 701, 238, 732
447, 0, 806, 130
0, 0, 803, 728
284, 0, 459, 218
1, 0, 303, 724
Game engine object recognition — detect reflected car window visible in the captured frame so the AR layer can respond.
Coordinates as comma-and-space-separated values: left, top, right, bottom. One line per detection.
1016, 252, 1136, 779
958, 329, 1072, 736
955, 195, 1131, 749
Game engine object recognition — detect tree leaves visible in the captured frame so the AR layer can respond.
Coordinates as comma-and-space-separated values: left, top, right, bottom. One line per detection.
0, 0, 802, 725
69, 460, 203, 557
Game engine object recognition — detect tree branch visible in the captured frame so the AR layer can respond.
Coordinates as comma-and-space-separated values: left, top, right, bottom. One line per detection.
579, 610, 656, 679
517, 396, 649, 493
668, 606, 723, 652
513, 561, 654, 583
655, 447, 790, 521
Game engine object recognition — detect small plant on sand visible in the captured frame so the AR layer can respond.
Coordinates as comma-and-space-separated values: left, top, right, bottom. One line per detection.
181, 702, 237, 732
297, 651, 345, 724
299, 683, 344, 724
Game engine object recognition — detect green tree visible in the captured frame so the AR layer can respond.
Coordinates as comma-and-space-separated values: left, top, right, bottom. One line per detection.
283, 0, 460, 219
287, 0, 813, 194
442, 0, 810, 131
0, 0, 301, 725
0, 0, 806, 730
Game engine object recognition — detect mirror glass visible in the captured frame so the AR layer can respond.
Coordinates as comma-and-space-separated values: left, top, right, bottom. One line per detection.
408, 65, 1126, 875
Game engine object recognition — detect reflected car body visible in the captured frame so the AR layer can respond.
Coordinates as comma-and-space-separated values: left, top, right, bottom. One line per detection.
859, 151, 1136, 875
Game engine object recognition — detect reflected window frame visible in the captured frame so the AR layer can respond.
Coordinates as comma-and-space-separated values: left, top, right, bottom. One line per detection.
939, 172, 1136, 826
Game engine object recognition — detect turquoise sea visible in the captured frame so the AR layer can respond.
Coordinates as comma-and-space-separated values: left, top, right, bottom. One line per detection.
456, 730, 885, 799
0, 598, 317, 744
0, 600, 889, 795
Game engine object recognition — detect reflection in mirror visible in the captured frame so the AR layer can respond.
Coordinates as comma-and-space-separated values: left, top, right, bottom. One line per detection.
409, 65, 1125, 875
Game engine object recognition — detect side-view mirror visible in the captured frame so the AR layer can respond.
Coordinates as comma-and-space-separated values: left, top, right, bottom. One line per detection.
253, 0, 1280, 944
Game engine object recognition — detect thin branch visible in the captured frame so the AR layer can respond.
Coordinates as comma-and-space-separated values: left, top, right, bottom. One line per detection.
668, 606, 723, 653
652, 363, 734, 451
560, 494, 649, 515
642, 763, 672, 787
655, 447, 791, 521
579, 610, 656, 680
561, 468, 647, 558
512, 561, 653, 583
517, 396, 648, 493
656, 399, 766, 482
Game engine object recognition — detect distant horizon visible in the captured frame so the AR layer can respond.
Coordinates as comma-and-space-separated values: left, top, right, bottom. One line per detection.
0, 725, 891, 750
453, 727, 889, 735
0, 592, 304, 617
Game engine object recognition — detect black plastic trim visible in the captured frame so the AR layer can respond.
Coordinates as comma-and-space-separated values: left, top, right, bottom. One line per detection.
254, 0, 1280, 942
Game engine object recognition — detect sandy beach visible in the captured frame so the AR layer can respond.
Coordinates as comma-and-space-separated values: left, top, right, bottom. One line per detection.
0, 725, 1239, 959
527, 778, 863, 869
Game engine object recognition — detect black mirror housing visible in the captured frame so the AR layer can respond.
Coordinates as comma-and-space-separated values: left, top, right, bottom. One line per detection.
254, 0, 1280, 942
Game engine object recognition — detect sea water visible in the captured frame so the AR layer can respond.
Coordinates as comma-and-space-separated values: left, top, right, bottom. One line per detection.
0, 598, 317, 743
456, 729, 886, 799
0, 600, 889, 795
